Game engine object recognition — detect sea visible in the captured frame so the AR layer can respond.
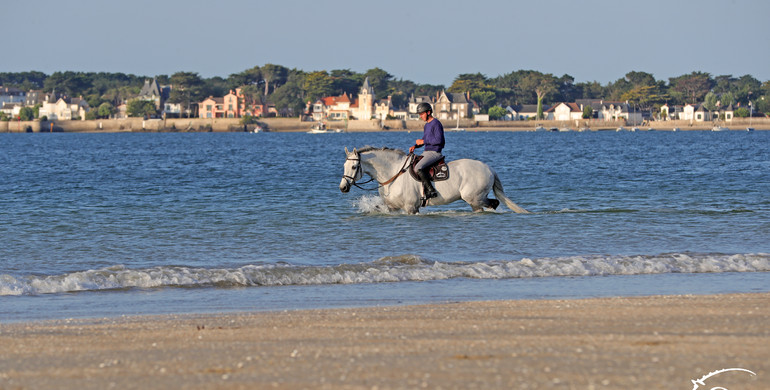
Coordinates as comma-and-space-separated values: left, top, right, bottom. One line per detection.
1, 129, 769, 322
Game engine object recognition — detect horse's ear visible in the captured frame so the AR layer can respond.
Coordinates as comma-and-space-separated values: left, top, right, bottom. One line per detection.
353, 147, 358, 154
345, 147, 349, 155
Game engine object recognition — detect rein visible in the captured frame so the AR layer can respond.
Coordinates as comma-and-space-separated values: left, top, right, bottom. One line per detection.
345, 152, 414, 191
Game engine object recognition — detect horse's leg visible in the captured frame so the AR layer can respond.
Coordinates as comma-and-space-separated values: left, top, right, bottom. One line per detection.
470, 199, 498, 212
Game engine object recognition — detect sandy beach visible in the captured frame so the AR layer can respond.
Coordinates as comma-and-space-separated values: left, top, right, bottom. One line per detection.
1, 293, 767, 389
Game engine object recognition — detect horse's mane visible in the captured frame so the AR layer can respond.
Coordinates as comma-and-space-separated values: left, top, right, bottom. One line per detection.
356, 146, 406, 156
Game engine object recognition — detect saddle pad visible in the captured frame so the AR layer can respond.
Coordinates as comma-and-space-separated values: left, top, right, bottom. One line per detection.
409, 156, 450, 182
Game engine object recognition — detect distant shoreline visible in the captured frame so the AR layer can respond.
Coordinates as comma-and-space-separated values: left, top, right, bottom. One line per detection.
2, 116, 768, 133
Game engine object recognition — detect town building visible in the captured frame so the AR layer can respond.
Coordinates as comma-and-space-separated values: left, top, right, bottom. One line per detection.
38, 92, 90, 120
433, 91, 471, 121
504, 104, 543, 121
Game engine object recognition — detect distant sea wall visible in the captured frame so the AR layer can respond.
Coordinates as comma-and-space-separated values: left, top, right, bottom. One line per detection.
1, 117, 767, 133
0, 118, 407, 133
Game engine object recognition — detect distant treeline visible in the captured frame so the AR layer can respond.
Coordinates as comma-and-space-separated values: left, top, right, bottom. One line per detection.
2, 65, 769, 115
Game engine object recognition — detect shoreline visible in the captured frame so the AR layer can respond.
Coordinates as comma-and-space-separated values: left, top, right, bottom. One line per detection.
2, 292, 767, 389
2, 116, 768, 133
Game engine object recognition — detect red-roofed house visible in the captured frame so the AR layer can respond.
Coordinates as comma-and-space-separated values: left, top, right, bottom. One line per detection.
312, 92, 354, 121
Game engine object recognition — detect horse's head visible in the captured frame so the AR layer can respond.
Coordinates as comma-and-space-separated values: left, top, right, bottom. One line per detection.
340, 147, 362, 193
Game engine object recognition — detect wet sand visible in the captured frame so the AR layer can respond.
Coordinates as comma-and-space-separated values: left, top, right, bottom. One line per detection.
1, 293, 767, 389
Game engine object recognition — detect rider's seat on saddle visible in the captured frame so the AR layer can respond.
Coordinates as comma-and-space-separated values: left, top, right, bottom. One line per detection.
409, 155, 449, 182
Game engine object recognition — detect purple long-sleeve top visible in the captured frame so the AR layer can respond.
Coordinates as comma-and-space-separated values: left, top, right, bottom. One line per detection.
422, 119, 445, 153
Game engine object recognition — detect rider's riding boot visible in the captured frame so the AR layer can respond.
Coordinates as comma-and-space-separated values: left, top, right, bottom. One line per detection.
418, 168, 438, 199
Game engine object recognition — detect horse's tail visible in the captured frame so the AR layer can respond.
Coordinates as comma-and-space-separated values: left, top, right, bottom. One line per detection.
492, 172, 530, 214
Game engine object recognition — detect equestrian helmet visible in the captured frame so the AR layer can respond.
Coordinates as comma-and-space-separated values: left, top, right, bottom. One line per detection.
416, 102, 433, 114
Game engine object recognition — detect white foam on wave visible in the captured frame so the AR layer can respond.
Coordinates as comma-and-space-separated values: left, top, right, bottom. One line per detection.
1, 252, 768, 296
352, 194, 391, 214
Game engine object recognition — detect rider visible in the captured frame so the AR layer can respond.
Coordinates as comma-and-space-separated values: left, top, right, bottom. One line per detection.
409, 102, 444, 199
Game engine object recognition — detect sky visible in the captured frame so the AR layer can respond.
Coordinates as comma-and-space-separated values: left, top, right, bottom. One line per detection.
5, 0, 769, 87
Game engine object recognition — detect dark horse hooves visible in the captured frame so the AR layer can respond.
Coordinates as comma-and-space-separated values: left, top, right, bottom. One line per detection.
488, 199, 500, 210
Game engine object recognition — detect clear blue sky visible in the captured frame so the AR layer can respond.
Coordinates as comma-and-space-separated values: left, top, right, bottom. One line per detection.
6, 0, 769, 86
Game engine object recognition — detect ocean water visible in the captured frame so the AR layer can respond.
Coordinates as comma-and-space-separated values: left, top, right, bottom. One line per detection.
1, 130, 769, 322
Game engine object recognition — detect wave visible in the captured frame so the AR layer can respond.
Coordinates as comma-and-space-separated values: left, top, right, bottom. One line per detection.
1, 252, 768, 296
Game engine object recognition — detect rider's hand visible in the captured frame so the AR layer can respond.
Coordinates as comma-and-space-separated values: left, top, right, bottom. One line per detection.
415, 139, 424, 146
409, 145, 415, 153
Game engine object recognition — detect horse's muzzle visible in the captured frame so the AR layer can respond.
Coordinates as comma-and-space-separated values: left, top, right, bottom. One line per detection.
339, 178, 351, 193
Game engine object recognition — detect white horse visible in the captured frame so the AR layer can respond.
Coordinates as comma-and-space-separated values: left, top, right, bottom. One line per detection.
339, 146, 530, 214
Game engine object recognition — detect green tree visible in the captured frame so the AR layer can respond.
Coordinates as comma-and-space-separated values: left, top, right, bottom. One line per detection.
43, 71, 90, 96
487, 105, 506, 120
363, 68, 393, 99
0, 71, 47, 90
228, 66, 262, 90
624, 71, 657, 86
448, 73, 487, 94
168, 72, 204, 117
720, 92, 735, 107
303, 71, 334, 101
103, 86, 138, 107
261, 63, 289, 95
734, 107, 750, 118
471, 91, 496, 113
703, 92, 718, 111
450, 73, 503, 113
127, 99, 158, 117
755, 96, 770, 116
18, 107, 36, 121
97, 102, 115, 118
533, 78, 557, 120
330, 69, 363, 96
582, 105, 593, 119
271, 69, 307, 115
669, 72, 714, 104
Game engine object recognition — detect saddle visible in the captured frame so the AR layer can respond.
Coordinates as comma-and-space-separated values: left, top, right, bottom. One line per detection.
409, 155, 450, 182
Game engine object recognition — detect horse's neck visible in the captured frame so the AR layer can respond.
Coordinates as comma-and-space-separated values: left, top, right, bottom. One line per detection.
361, 151, 405, 182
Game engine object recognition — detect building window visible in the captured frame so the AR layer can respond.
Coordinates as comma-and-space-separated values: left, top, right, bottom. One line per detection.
206, 105, 212, 111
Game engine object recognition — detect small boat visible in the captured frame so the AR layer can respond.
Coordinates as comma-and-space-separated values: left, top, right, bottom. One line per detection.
630, 127, 639, 132
308, 122, 342, 134
578, 127, 590, 132
558, 127, 572, 132
548, 127, 559, 132
252, 126, 263, 133
647, 128, 656, 131
711, 125, 729, 132
616, 126, 626, 132
746, 127, 755, 132
534, 126, 547, 132
672, 127, 680, 132
449, 127, 465, 132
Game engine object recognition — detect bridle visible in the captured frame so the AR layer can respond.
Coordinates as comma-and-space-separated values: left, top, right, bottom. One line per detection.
343, 152, 414, 191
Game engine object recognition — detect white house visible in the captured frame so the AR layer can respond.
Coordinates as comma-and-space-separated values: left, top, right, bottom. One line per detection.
39, 95, 90, 120
374, 96, 393, 121
550, 102, 583, 121
681, 104, 709, 122
1, 102, 24, 116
